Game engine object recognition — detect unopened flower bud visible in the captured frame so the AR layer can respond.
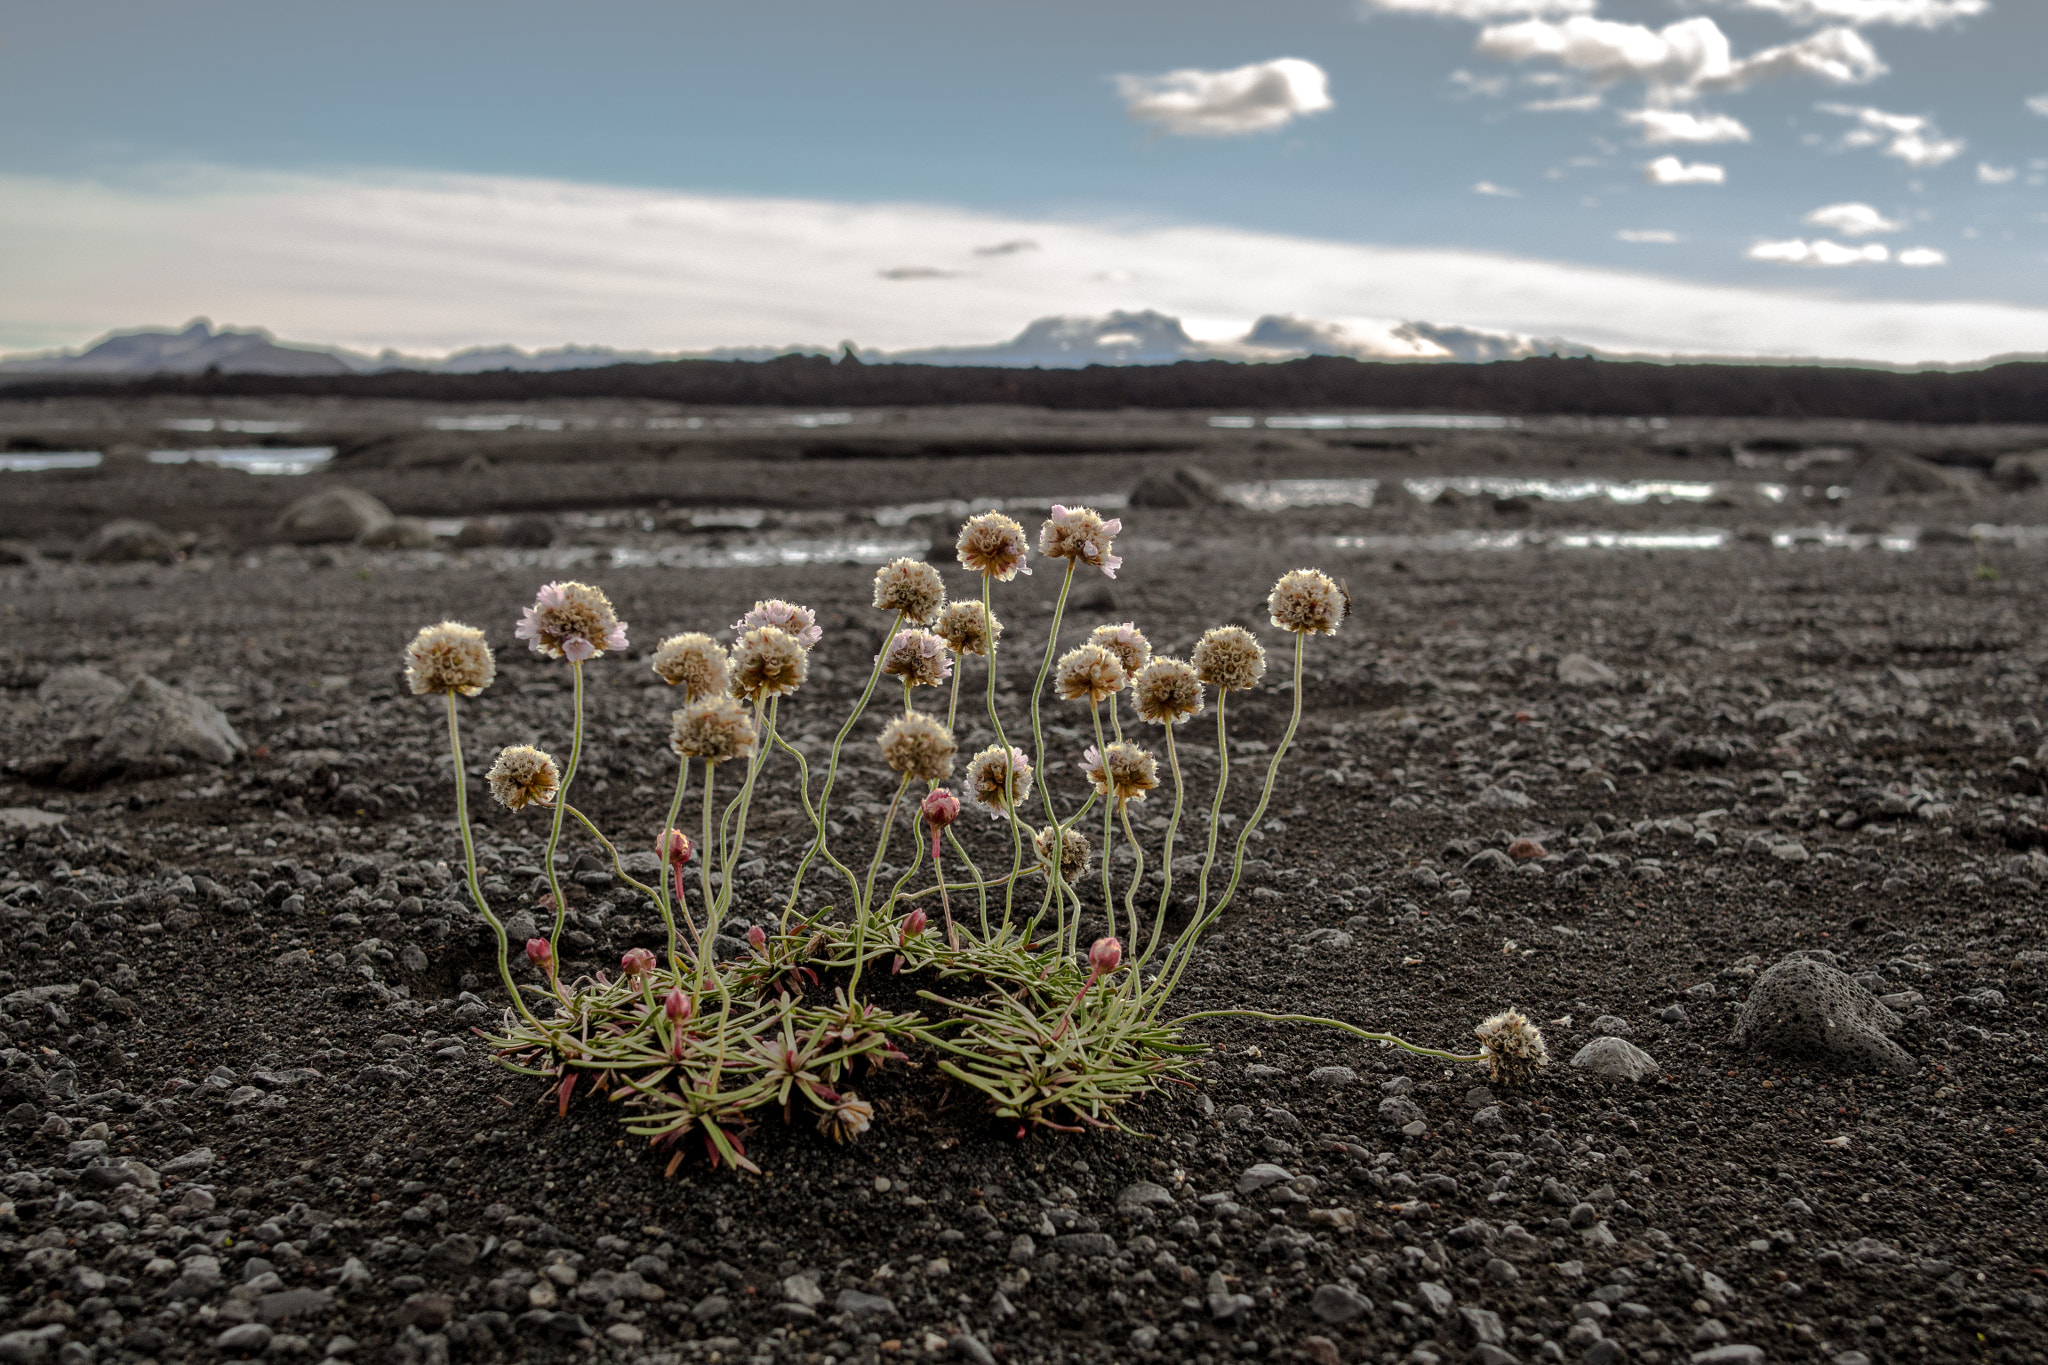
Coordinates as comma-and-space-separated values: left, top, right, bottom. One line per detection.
664, 987, 692, 1022
620, 947, 656, 978
525, 937, 553, 969
920, 787, 962, 859
658, 828, 693, 867
1088, 936, 1122, 979
901, 907, 929, 941
746, 925, 767, 952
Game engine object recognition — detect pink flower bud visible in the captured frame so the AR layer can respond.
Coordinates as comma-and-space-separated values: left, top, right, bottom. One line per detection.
746, 925, 767, 952
664, 987, 692, 1022
658, 828, 693, 867
525, 937, 553, 969
1088, 936, 1122, 979
900, 907, 928, 942
620, 947, 657, 978
919, 787, 961, 829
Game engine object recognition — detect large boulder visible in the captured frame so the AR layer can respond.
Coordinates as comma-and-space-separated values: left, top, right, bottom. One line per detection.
1129, 465, 1235, 509
1849, 452, 1973, 499
12, 676, 248, 785
274, 487, 393, 544
1731, 956, 1915, 1075
82, 519, 178, 564
38, 666, 127, 712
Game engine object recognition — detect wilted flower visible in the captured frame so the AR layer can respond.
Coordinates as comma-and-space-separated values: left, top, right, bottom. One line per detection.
486, 745, 560, 811
651, 633, 729, 701
1080, 741, 1159, 807
1039, 505, 1122, 578
730, 625, 809, 700
956, 511, 1031, 580
877, 711, 957, 783
515, 581, 628, 661
872, 558, 946, 626
664, 987, 693, 1022
1268, 568, 1350, 636
404, 621, 495, 696
1088, 622, 1151, 678
1191, 626, 1267, 693
964, 745, 1033, 819
1055, 644, 1125, 704
1032, 824, 1093, 879
920, 788, 962, 859
935, 600, 1002, 658
620, 947, 657, 978
658, 828, 694, 867
670, 696, 757, 764
1132, 658, 1204, 726
1474, 1008, 1550, 1086
817, 1092, 874, 1144
1088, 936, 1122, 978
879, 630, 953, 688
525, 938, 554, 970
733, 599, 822, 650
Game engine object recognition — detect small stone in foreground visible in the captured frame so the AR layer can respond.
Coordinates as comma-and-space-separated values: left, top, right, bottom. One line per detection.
1569, 1037, 1660, 1082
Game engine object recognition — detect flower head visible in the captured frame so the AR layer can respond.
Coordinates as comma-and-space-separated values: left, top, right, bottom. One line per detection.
1080, 741, 1160, 807
620, 947, 657, 978
525, 937, 554, 970
1088, 936, 1122, 979
730, 625, 809, 700
1132, 658, 1205, 726
1039, 505, 1122, 578
486, 745, 560, 811
1474, 1008, 1550, 1087
1268, 568, 1350, 636
879, 629, 953, 688
404, 621, 495, 696
659, 828, 694, 867
670, 696, 757, 764
515, 581, 628, 661
651, 633, 729, 701
664, 987, 693, 1022
1033, 824, 1093, 880
1055, 644, 1125, 704
817, 1092, 874, 1144
920, 787, 961, 858
733, 599, 821, 650
1088, 622, 1152, 679
956, 511, 1032, 580
872, 558, 947, 626
878, 711, 957, 783
935, 600, 1002, 658
1191, 626, 1267, 692
965, 745, 1034, 819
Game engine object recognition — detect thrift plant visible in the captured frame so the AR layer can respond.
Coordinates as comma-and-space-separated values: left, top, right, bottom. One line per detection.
407, 505, 1546, 1175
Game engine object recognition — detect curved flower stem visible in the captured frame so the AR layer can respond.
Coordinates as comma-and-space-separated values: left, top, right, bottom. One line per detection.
693, 763, 719, 997
656, 757, 691, 972
1030, 561, 1077, 945
1116, 802, 1147, 993
714, 697, 772, 922
444, 694, 540, 1029
1190, 691, 1229, 936
1171, 1008, 1487, 1067
772, 728, 860, 919
980, 575, 1030, 933
543, 659, 586, 960
562, 805, 659, 902
717, 697, 779, 862
790, 610, 904, 901
945, 654, 964, 733
1109, 693, 1123, 743
850, 774, 913, 998
1087, 699, 1116, 959
946, 827, 990, 938
1135, 723, 1185, 972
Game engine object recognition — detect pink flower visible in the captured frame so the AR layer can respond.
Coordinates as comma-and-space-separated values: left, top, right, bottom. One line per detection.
1088, 936, 1122, 979
1041, 505, 1123, 579
525, 937, 554, 970
664, 987, 692, 1022
659, 828, 693, 867
515, 581, 628, 661
920, 787, 961, 859
734, 599, 822, 650
620, 947, 657, 978
746, 925, 767, 953
900, 907, 929, 944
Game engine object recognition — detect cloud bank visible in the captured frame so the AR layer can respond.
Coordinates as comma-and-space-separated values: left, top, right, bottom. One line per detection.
1476, 17, 1883, 103
1116, 58, 1332, 137
2, 165, 2043, 365
1705, 0, 1986, 27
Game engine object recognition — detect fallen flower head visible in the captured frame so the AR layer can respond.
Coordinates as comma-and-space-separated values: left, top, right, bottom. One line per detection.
1474, 1008, 1550, 1086
817, 1092, 875, 1144
485, 745, 560, 811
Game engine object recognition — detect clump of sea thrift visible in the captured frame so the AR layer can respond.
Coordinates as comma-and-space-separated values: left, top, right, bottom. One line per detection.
734, 599, 822, 650
1039, 505, 1122, 577
964, 745, 1033, 819
1088, 623, 1151, 679
730, 625, 808, 700
671, 696, 757, 763
1081, 742, 1159, 806
1055, 644, 1125, 703
404, 621, 495, 696
1033, 823, 1092, 878
1191, 626, 1266, 692
1474, 1008, 1550, 1086
1131, 658, 1204, 725
1268, 568, 1349, 636
935, 600, 1001, 657
880, 630, 952, 688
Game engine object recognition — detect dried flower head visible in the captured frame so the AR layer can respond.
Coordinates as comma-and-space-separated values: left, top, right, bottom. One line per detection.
1088, 622, 1152, 678
1132, 657, 1205, 726
879, 630, 953, 688
486, 745, 560, 811
1055, 644, 1126, 704
730, 625, 809, 700
1474, 1008, 1550, 1086
1033, 824, 1093, 880
515, 581, 628, 661
817, 1092, 874, 1144
733, 599, 821, 650
670, 696, 758, 764
956, 511, 1032, 580
935, 600, 1002, 658
404, 621, 496, 696
872, 558, 947, 626
877, 711, 957, 783
651, 633, 730, 701
620, 947, 657, 978
965, 745, 1034, 819
1080, 741, 1160, 806
1039, 505, 1122, 578
1268, 568, 1350, 636
1192, 626, 1267, 693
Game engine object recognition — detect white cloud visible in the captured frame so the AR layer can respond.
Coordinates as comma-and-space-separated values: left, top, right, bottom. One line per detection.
1897, 246, 1948, 266
1616, 229, 1681, 242
5, 164, 2048, 365
1748, 238, 1890, 265
1362, 0, 1595, 17
1623, 109, 1752, 143
1977, 163, 2015, 184
1819, 103, 1963, 167
1116, 58, 1332, 137
1803, 201, 1902, 234
1448, 69, 1511, 98
1477, 17, 1883, 104
2028, 94, 2048, 118
1705, 0, 1985, 27
1645, 156, 1726, 184
1526, 93, 1605, 112
1473, 181, 1521, 196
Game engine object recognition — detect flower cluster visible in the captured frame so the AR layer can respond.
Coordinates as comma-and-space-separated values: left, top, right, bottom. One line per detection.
880, 630, 952, 688
956, 512, 1032, 581
517, 581, 628, 661
405, 621, 495, 696
1040, 505, 1122, 578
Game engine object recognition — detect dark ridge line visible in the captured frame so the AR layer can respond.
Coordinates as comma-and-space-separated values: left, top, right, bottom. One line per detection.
4, 353, 2048, 423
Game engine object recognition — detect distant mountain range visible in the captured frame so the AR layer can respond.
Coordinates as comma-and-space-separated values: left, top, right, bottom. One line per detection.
0, 311, 1584, 379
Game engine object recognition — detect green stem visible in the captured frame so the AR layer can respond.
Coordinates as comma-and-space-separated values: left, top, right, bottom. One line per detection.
946, 652, 964, 733
444, 693, 540, 1028
1087, 699, 1115, 958
1135, 722, 1184, 972
1116, 802, 1147, 994
1192, 689, 1229, 924
789, 611, 904, 901
714, 697, 771, 922
1172, 1008, 1487, 1067
981, 575, 1030, 934
774, 727, 861, 918
656, 757, 691, 973
543, 659, 585, 959
562, 805, 659, 902
1030, 561, 1077, 942
850, 774, 913, 996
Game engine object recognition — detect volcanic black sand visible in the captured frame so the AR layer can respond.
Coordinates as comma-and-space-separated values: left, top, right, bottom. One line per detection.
0, 403, 2044, 1365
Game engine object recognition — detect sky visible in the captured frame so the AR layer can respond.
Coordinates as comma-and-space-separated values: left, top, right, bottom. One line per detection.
1, 0, 2045, 363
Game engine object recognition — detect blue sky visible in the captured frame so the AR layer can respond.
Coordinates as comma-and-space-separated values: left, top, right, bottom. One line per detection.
2, 0, 2045, 361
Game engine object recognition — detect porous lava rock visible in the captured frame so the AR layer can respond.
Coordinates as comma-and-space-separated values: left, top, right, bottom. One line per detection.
1731, 955, 1915, 1075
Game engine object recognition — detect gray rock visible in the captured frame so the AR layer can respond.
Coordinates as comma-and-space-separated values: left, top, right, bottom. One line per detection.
1236, 1163, 1294, 1194
1851, 451, 1972, 498
833, 1289, 896, 1319
1116, 1181, 1177, 1212
1056, 1232, 1116, 1258
360, 517, 435, 550
1459, 1306, 1507, 1346
1732, 957, 1915, 1074
1378, 1096, 1425, 1128
48, 675, 246, 783
1416, 1281, 1454, 1316
690, 1294, 729, 1322
37, 666, 127, 711
216, 1323, 273, 1353
1569, 1037, 1661, 1082
1206, 1272, 1254, 1321
1589, 1015, 1633, 1037
257, 1288, 334, 1324
0, 808, 64, 832
1308, 1065, 1358, 1087
1310, 1283, 1373, 1324
781, 1274, 824, 1307
1006, 1235, 1035, 1265
1465, 848, 1515, 873
1690, 1347, 1766, 1365
82, 519, 179, 564
1129, 465, 1236, 509
1656, 1004, 1690, 1025
274, 487, 394, 544
1557, 653, 1617, 686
